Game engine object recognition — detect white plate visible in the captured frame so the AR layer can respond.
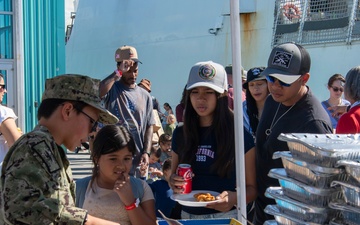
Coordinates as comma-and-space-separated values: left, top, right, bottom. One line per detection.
170, 190, 220, 207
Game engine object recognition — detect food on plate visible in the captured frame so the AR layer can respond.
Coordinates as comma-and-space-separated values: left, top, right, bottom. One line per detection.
193, 192, 216, 202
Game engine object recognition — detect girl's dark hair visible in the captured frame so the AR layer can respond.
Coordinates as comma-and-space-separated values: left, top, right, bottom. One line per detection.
159, 133, 171, 143
37, 99, 87, 120
327, 73, 345, 87
90, 125, 136, 190
162, 158, 172, 171
150, 146, 162, 158
181, 90, 235, 178
164, 102, 172, 109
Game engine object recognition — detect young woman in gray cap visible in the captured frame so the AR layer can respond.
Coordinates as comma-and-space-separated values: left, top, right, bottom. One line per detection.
169, 61, 257, 220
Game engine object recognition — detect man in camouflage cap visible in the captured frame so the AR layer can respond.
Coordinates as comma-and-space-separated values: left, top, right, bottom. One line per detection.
0, 74, 121, 224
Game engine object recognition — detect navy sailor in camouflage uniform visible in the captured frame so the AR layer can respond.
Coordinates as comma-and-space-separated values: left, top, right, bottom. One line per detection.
0, 75, 123, 224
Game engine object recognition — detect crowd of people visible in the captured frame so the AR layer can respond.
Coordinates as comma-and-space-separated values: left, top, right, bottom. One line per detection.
0, 42, 359, 224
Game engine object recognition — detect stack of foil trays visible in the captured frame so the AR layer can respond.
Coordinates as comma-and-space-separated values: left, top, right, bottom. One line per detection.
264, 133, 360, 225
330, 159, 360, 225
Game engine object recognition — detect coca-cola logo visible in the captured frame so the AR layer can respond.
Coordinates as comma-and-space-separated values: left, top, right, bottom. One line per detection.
183, 170, 192, 180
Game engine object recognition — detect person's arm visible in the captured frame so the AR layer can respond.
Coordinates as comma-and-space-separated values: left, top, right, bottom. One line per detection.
0, 117, 21, 147
113, 176, 157, 225
125, 200, 157, 225
125, 182, 157, 225
245, 147, 257, 203
169, 150, 187, 194
99, 60, 134, 98
99, 71, 120, 98
84, 214, 120, 225
143, 125, 153, 155
206, 147, 257, 212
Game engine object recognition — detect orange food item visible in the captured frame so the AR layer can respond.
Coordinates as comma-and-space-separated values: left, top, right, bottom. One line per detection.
193, 192, 215, 202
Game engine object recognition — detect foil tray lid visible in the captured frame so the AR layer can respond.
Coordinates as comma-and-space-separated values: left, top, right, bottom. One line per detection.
329, 200, 360, 213
268, 168, 339, 195
273, 151, 344, 174
331, 180, 360, 192
278, 133, 360, 154
265, 186, 329, 213
264, 205, 322, 225
337, 159, 360, 168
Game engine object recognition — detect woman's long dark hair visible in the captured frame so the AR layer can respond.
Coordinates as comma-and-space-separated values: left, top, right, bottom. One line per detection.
181, 90, 235, 178
246, 89, 260, 136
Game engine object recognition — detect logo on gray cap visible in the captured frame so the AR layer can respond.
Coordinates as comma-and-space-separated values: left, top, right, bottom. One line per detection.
198, 64, 216, 80
272, 51, 293, 68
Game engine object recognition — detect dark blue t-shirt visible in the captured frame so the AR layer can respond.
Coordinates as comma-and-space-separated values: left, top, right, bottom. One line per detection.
172, 126, 254, 215
149, 179, 176, 218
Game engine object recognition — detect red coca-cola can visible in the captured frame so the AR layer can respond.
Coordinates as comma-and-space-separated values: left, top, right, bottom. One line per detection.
176, 164, 192, 194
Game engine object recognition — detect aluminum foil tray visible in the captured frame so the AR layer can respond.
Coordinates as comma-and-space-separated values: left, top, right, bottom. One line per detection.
264, 205, 322, 225
328, 219, 344, 225
278, 133, 360, 167
332, 180, 360, 207
265, 186, 337, 224
329, 201, 360, 225
268, 168, 342, 207
273, 151, 348, 188
264, 220, 278, 225
328, 218, 358, 225
337, 160, 360, 184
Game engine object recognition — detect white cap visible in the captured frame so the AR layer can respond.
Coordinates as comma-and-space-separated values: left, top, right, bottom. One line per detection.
186, 61, 228, 93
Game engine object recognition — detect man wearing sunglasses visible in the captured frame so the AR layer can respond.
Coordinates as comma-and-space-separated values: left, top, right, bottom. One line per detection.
99, 45, 155, 177
0, 74, 125, 224
252, 42, 333, 225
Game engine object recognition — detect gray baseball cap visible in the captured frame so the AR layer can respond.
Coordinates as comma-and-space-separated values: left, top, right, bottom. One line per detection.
186, 61, 228, 93
262, 42, 311, 84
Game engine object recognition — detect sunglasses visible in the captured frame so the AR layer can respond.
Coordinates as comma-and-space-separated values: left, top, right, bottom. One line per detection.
266, 76, 291, 87
78, 110, 98, 133
331, 86, 344, 92
0, 84, 6, 89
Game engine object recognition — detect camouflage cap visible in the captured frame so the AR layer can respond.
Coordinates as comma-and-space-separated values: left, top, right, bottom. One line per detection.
42, 74, 118, 125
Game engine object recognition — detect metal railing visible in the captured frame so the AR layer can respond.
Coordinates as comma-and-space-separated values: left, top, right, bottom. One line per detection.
272, 0, 360, 46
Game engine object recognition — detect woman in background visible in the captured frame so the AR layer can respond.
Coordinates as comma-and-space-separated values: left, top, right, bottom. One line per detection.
161, 102, 173, 129
336, 67, 360, 133
321, 73, 350, 131
242, 67, 269, 139
0, 73, 21, 168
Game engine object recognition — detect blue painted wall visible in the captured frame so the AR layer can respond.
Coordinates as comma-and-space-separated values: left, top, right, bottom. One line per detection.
23, 0, 65, 131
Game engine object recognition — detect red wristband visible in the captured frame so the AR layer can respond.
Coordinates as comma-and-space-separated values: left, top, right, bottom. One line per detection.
125, 203, 136, 210
125, 199, 138, 210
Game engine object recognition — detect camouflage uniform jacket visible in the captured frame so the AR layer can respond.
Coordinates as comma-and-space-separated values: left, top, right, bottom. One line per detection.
0, 125, 87, 225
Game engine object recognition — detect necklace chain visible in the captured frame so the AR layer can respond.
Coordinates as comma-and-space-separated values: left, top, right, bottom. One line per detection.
265, 103, 296, 136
